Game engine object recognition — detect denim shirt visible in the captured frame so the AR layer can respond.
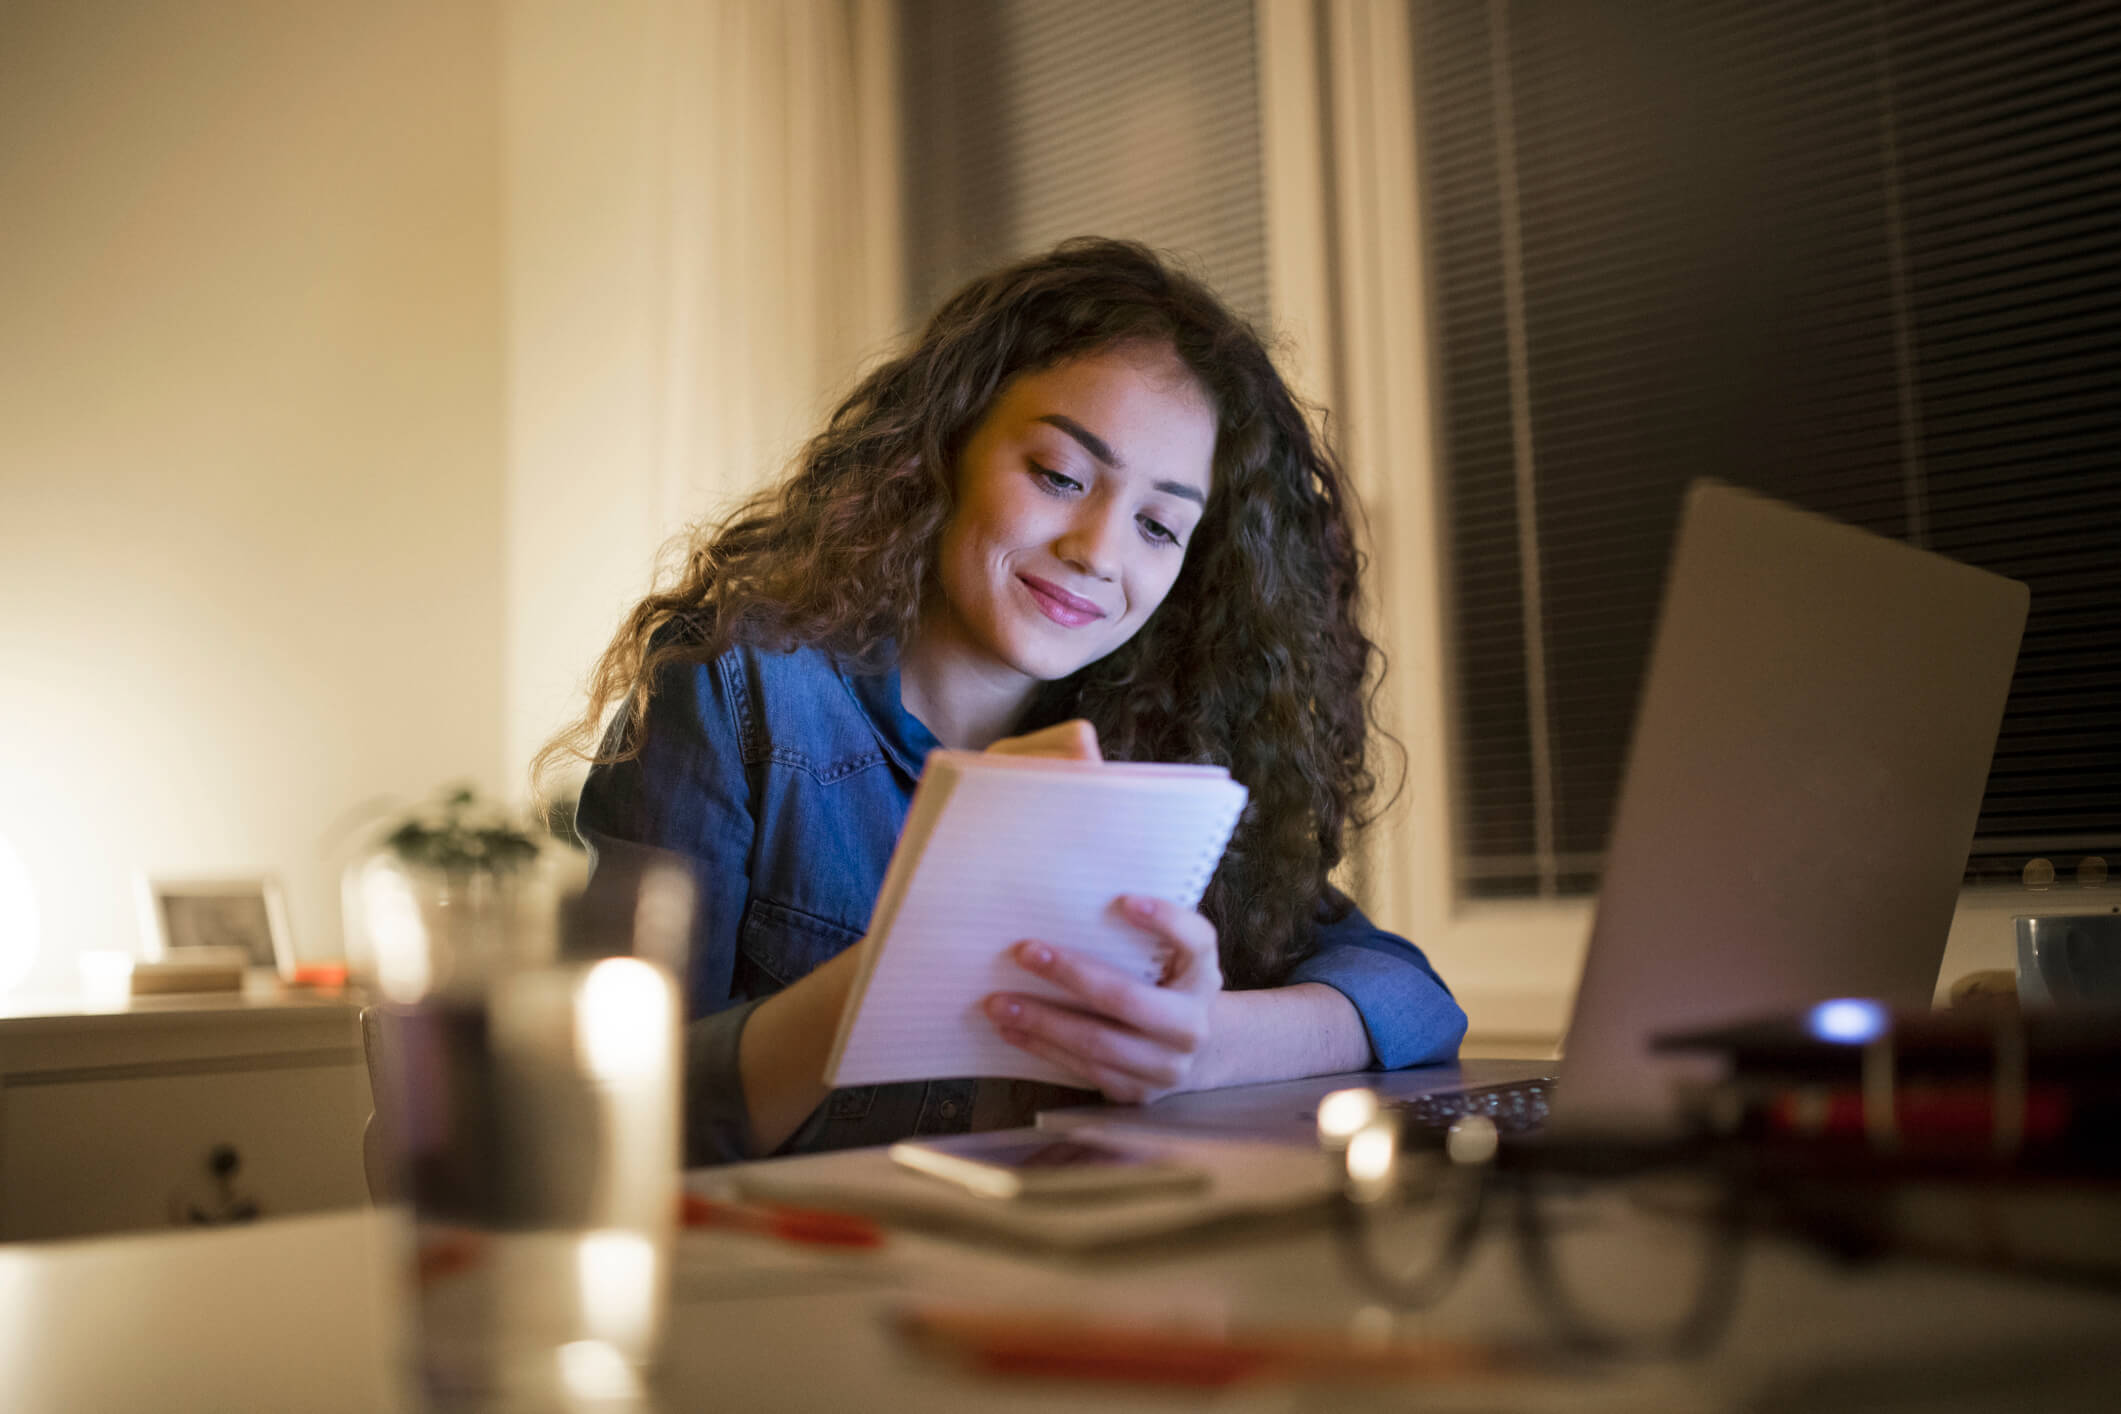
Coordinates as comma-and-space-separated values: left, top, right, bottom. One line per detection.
575, 640, 1467, 1166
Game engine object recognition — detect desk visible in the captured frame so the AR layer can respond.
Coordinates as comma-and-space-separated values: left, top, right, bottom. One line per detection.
6, 1068, 2118, 1413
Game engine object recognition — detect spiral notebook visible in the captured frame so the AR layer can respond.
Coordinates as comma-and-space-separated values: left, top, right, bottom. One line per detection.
823, 751, 1249, 1088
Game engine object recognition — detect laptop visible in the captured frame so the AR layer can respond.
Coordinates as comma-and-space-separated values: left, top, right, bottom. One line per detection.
1047, 481, 2030, 1144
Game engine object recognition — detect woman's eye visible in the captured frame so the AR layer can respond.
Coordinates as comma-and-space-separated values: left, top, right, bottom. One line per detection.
1031, 462, 1082, 495
1139, 516, 1180, 547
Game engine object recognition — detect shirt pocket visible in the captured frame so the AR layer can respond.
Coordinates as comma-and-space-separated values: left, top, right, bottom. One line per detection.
737, 897, 862, 990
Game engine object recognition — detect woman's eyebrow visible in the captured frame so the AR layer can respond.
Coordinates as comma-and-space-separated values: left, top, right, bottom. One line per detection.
1037, 413, 1120, 468
1036, 412, 1206, 506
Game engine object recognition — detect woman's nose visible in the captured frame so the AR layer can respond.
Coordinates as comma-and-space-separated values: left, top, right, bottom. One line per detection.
1054, 507, 1124, 580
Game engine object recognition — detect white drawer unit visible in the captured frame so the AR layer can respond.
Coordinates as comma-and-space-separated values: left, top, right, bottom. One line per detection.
0, 990, 372, 1241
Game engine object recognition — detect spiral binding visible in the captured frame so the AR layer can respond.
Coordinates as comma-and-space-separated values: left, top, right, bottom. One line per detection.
1177, 789, 1247, 907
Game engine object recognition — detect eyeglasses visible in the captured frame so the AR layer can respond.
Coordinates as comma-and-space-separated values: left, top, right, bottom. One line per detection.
1323, 1090, 1749, 1359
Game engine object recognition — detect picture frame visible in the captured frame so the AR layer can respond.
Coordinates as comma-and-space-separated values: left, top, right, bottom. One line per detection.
136, 875, 295, 979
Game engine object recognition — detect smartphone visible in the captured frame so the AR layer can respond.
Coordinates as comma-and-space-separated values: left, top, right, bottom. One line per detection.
888, 1130, 1209, 1201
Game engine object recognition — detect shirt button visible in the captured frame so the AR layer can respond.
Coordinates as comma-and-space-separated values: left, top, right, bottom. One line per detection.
939, 1101, 960, 1119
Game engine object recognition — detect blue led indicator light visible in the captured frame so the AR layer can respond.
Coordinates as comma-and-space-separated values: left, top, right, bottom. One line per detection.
1807, 998, 1889, 1045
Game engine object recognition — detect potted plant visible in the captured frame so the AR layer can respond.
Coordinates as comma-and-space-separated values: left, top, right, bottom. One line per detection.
343, 786, 556, 1002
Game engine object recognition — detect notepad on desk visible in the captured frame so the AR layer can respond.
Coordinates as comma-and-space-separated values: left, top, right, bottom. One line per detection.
823, 750, 1247, 1088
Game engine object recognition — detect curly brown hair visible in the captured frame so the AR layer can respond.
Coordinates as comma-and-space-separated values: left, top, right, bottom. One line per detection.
535, 238, 1388, 988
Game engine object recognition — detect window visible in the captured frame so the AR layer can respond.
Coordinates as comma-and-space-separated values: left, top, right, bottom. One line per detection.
1415, 0, 2121, 899
897, 0, 1269, 328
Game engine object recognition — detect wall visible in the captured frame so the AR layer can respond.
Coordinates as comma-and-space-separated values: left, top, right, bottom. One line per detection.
0, 1, 506, 989
500, 1, 672, 794
500, 0, 906, 793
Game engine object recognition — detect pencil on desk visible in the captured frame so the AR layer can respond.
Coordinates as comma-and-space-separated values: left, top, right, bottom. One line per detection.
680, 1191, 886, 1248
892, 1302, 1526, 1388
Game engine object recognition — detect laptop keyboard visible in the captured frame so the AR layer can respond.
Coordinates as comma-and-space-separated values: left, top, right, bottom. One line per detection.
1390, 1077, 1558, 1136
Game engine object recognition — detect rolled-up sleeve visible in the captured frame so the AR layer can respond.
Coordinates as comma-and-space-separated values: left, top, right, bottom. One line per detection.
677, 997, 764, 1164
1285, 895, 1467, 1069
575, 655, 761, 1165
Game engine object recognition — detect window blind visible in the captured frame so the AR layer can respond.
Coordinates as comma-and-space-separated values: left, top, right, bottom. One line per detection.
897, 0, 1270, 329
1414, 0, 2121, 897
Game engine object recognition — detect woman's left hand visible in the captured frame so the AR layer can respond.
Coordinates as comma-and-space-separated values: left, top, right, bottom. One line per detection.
982, 894, 1223, 1104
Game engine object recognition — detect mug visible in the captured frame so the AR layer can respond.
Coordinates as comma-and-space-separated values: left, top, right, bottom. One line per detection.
2014, 911, 2121, 1006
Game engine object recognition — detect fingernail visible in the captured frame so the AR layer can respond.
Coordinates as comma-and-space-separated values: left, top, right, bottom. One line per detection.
1121, 895, 1154, 919
1022, 943, 1053, 968
990, 998, 1022, 1020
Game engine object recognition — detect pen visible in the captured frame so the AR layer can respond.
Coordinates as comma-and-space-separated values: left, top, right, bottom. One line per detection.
892, 1303, 1530, 1387
414, 1196, 883, 1290
680, 1191, 886, 1249
414, 1229, 488, 1286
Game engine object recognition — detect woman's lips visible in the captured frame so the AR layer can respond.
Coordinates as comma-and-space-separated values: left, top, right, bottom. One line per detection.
1019, 574, 1107, 628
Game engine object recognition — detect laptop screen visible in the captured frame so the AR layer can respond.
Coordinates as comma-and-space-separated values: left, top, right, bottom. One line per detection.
1547, 482, 2027, 1135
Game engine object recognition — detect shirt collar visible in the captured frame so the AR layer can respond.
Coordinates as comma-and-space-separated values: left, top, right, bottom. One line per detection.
837, 653, 939, 780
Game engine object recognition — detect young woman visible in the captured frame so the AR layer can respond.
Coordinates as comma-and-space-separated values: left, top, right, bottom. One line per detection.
544, 239, 1466, 1165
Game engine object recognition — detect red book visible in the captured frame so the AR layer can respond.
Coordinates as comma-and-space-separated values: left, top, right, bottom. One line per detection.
1763, 1083, 2072, 1145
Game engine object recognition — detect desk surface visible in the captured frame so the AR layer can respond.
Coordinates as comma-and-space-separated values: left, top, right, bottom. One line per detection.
6, 1066, 2118, 1413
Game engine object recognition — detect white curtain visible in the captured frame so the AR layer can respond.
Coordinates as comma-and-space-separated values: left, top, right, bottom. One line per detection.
1258, 0, 1434, 934
503, 0, 903, 783
1258, 0, 1591, 1040
656, 0, 905, 526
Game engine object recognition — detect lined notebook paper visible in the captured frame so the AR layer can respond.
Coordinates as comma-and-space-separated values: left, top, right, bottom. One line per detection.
823, 751, 1249, 1088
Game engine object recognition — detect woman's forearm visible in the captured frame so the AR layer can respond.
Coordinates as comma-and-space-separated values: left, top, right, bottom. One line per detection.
735, 944, 865, 1155
1189, 982, 1372, 1092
